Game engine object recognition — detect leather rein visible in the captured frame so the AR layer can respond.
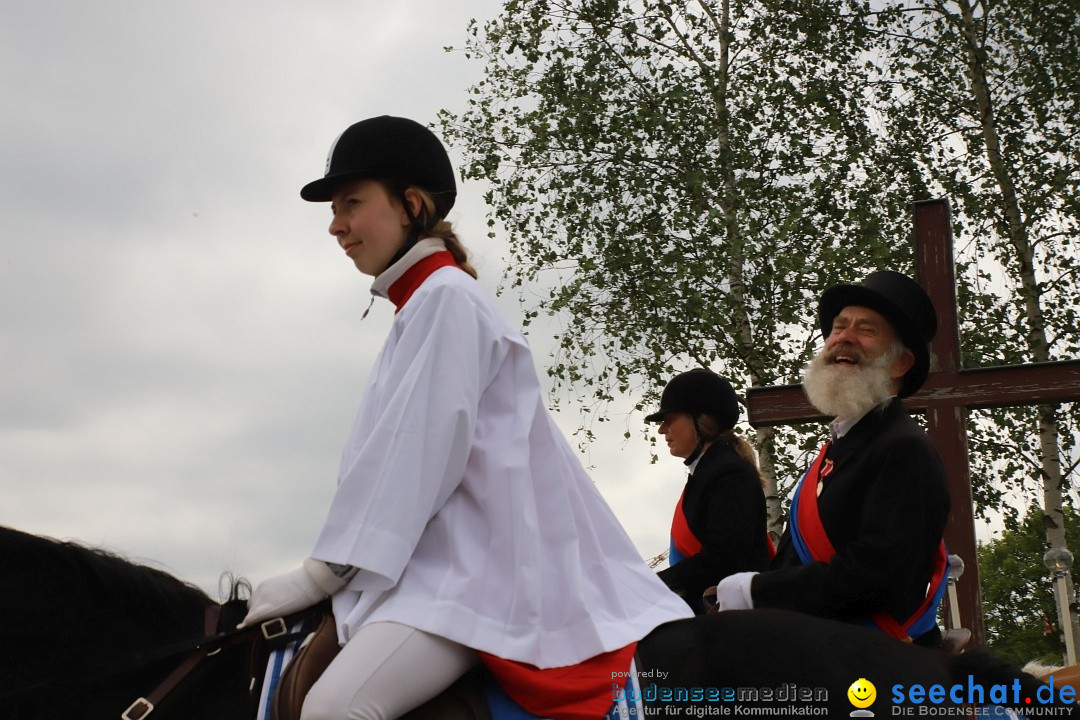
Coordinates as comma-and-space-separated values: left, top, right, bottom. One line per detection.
1, 606, 315, 720
119, 607, 298, 720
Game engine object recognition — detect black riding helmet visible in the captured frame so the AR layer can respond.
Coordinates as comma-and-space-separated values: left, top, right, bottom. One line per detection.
300, 116, 457, 268
645, 369, 740, 429
300, 116, 456, 213
646, 369, 740, 463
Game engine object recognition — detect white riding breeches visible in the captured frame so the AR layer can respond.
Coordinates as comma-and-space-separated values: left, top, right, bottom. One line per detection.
298, 621, 477, 720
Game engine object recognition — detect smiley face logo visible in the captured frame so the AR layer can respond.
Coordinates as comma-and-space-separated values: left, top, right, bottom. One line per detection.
847, 678, 876, 709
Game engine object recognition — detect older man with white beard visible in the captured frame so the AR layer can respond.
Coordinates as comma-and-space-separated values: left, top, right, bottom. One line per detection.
712, 271, 951, 648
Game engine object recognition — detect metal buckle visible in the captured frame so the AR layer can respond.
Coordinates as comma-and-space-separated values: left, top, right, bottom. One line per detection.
122, 697, 154, 720
260, 617, 288, 641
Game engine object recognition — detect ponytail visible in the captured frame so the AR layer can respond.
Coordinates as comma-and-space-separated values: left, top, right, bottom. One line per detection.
389, 181, 478, 279
696, 416, 765, 489
728, 434, 760, 473
425, 219, 477, 279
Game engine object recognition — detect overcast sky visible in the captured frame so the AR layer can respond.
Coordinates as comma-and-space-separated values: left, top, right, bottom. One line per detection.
0, 0, 693, 596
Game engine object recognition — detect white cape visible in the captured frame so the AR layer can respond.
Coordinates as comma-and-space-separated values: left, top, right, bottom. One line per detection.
312, 248, 690, 667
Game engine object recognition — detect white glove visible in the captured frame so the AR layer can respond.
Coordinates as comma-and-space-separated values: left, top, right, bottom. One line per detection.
239, 558, 349, 628
713, 571, 758, 611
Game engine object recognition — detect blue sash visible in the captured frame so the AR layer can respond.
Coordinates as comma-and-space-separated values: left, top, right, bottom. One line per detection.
789, 444, 948, 641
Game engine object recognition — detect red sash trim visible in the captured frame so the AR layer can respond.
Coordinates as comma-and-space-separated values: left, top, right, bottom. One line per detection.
794, 444, 837, 557
478, 643, 637, 720
387, 250, 460, 312
793, 443, 946, 642
890, 540, 949, 637
673, 488, 776, 564
670, 489, 703, 560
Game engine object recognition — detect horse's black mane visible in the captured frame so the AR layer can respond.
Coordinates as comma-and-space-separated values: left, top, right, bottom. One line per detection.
1, 526, 258, 720
1, 525, 213, 620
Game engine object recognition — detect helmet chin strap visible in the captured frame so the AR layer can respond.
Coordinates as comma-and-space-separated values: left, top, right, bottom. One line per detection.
382, 228, 421, 275
380, 189, 426, 274
683, 445, 704, 466
683, 416, 706, 465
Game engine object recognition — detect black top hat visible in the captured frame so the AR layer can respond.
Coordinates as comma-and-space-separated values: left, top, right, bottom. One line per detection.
817, 270, 938, 397
300, 116, 456, 219
645, 368, 740, 429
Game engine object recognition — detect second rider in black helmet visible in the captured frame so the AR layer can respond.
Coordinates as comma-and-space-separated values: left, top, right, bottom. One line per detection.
646, 368, 771, 614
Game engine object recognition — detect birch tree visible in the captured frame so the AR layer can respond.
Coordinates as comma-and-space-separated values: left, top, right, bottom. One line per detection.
441, 0, 913, 536
873, 0, 1079, 582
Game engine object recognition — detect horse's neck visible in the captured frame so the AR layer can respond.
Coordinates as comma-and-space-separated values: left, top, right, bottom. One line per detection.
0, 526, 256, 720
2, 526, 212, 658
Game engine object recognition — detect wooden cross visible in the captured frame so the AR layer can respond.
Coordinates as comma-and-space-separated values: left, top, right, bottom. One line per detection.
746, 198, 1080, 646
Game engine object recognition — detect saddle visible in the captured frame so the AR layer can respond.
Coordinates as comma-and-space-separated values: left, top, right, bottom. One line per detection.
269, 613, 340, 720
269, 613, 492, 720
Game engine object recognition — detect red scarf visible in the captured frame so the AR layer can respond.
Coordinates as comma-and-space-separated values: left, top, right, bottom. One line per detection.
386, 250, 461, 312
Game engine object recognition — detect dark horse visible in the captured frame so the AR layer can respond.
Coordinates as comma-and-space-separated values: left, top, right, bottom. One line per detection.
0, 526, 260, 720
2, 525, 1075, 719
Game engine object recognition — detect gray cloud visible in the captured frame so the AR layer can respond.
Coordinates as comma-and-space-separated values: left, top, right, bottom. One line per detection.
1, 0, 677, 597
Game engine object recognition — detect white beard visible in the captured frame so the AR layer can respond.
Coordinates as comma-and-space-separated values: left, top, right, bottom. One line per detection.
802, 344, 899, 419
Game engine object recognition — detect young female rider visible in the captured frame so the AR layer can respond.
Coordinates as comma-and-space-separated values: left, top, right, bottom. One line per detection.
645, 369, 770, 614
240, 116, 691, 720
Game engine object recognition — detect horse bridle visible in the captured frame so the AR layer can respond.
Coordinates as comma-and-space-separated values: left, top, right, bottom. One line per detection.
119, 605, 227, 720
121, 609, 313, 720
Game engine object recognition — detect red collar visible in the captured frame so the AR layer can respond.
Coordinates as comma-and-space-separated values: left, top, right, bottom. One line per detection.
387, 250, 461, 312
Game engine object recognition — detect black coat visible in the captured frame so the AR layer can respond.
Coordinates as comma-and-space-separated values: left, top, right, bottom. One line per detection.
658, 441, 770, 614
752, 398, 950, 644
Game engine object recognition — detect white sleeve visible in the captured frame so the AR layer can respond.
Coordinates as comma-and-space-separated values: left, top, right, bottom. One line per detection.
311, 282, 504, 590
